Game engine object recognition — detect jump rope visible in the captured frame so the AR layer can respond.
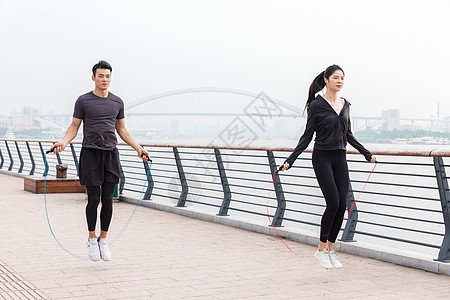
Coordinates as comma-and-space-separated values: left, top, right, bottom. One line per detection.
44, 145, 375, 259
266, 161, 378, 255
44, 147, 152, 260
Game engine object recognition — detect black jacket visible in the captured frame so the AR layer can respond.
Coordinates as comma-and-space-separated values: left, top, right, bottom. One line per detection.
285, 95, 372, 167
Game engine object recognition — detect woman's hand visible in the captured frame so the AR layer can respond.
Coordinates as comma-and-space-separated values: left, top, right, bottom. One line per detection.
370, 155, 377, 163
279, 162, 290, 172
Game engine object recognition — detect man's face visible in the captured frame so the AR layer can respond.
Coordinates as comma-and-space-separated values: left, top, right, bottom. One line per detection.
92, 68, 111, 91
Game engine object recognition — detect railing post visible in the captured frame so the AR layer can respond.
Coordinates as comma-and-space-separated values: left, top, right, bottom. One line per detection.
433, 156, 450, 262
266, 151, 286, 227
70, 144, 79, 176
119, 163, 126, 195
39, 142, 48, 176
55, 150, 62, 165
143, 160, 154, 200
340, 182, 358, 242
0, 148, 4, 169
215, 148, 231, 216
26, 142, 35, 175
15, 141, 24, 173
5, 141, 13, 171
173, 147, 188, 207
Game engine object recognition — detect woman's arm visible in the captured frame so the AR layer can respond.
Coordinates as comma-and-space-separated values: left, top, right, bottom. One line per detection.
347, 119, 376, 162
280, 104, 317, 171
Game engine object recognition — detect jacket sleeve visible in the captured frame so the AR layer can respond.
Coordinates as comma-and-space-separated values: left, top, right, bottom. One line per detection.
284, 104, 316, 168
347, 119, 372, 161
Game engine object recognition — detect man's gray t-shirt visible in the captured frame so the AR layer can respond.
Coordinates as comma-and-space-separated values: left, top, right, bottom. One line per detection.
73, 91, 124, 151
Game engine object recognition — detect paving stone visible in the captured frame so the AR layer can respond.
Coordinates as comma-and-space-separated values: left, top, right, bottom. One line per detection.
0, 173, 449, 299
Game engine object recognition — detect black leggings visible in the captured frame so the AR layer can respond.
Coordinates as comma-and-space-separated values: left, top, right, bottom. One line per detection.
312, 149, 349, 243
86, 183, 115, 232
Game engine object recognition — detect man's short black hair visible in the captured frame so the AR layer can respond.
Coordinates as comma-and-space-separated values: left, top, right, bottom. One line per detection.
92, 60, 112, 76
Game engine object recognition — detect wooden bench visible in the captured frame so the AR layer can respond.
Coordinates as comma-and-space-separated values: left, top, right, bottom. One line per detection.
24, 176, 86, 194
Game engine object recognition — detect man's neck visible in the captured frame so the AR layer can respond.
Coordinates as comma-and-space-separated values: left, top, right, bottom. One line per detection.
93, 88, 109, 98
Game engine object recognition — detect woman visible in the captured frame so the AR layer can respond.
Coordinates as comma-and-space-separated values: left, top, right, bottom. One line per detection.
279, 64, 376, 269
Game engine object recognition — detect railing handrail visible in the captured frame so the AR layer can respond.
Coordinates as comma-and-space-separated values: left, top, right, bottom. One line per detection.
2, 139, 449, 157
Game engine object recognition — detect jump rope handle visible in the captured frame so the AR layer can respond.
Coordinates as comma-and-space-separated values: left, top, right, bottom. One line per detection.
46, 146, 57, 154
139, 145, 152, 162
275, 164, 284, 173
140, 153, 152, 162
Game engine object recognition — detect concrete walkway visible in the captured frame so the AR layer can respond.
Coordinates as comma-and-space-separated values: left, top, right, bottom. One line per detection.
0, 173, 448, 300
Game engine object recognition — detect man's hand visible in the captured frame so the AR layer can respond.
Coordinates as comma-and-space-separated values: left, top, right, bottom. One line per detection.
138, 148, 151, 162
49, 141, 67, 153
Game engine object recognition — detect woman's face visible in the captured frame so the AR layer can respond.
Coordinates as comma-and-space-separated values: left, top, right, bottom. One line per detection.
325, 70, 344, 92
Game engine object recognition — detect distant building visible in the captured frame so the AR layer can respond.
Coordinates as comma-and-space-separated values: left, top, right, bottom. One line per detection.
0, 115, 7, 128
440, 116, 450, 132
382, 109, 400, 131
2, 106, 41, 129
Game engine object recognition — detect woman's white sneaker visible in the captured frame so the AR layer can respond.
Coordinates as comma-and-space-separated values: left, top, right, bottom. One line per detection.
98, 238, 112, 261
327, 249, 343, 268
87, 238, 100, 261
314, 250, 333, 269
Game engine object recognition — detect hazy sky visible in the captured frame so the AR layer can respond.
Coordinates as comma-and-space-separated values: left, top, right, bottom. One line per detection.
0, 0, 449, 119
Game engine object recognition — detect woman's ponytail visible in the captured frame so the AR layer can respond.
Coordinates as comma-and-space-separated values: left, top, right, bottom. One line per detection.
304, 71, 326, 112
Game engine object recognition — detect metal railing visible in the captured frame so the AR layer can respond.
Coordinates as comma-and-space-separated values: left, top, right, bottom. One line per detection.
1, 139, 449, 262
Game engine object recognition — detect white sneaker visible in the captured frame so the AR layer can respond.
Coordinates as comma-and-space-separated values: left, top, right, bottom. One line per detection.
87, 238, 100, 261
314, 250, 333, 269
327, 249, 343, 269
98, 238, 111, 261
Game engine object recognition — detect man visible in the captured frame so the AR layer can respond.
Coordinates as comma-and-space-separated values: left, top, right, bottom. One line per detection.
52, 60, 150, 261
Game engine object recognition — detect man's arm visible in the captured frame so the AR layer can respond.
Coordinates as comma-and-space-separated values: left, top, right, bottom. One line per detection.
115, 118, 150, 161
52, 117, 82, 153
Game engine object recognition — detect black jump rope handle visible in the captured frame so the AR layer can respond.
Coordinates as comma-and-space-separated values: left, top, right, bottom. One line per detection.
275, 164, 284, 173
46, 146, 57, 154
141, 153, 152, 162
